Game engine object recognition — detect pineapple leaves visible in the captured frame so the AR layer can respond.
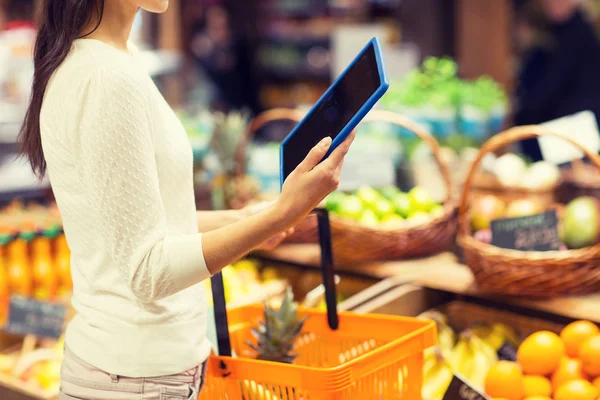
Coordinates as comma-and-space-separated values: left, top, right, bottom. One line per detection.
246, 286, 308, 364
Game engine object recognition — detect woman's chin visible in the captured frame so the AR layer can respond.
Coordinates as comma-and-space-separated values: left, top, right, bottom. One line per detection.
140, 0, 169, 14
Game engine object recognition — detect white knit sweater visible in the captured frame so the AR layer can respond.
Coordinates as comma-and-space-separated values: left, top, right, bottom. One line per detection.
40, 39, 212, 377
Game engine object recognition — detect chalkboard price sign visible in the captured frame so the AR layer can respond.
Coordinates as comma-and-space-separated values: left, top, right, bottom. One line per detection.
5, 296, 66, 339
443, 375, 491, 400
490, 211, 561, 252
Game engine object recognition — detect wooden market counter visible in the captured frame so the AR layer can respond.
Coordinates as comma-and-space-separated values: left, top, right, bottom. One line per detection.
257, 244, 600, 324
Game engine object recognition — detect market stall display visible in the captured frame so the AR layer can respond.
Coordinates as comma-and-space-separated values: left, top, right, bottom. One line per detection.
251, 108, 458, 264
199, 291, 436, 399
470, 153, 562, 209
379, 57, 508, 143
483, 320, 600, 400
0, 203, 70, 327
458, 126, 600, 297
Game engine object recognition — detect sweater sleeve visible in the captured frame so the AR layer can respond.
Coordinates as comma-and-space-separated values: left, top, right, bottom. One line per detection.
77, 66, 211, 303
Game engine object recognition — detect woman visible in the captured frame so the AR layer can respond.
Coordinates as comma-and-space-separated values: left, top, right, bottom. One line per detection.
19, 1, 353, 399
515, 0, 600, 160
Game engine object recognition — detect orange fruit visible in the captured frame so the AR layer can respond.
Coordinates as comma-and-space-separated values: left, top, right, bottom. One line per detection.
552, 357, 589, 390
555, 379, 599, 400
580, 335, 600, 377
593, 376, 600, 390
518, 331, 565, 376
523, 397, 552, 400
561, 321, 600, 358
523, 375, 552, 397
484, 361, 525, 400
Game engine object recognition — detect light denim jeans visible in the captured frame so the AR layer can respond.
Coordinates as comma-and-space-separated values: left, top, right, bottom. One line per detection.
58, 347, 207, 400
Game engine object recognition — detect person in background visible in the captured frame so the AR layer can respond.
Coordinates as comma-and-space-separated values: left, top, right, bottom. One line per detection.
516, 0, 600, 161
19, 0, 354, 398
191, 5, 260, 114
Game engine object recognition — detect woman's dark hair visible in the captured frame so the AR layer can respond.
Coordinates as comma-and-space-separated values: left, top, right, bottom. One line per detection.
19, 0, 104, 177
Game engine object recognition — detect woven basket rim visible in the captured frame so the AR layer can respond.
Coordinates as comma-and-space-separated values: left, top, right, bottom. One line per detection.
458, 233, 600, 262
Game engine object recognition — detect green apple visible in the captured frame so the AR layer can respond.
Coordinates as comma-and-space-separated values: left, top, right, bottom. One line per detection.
409, 211, 430, 224
359, 209, 379, 227
381, 214, 404, 228
379, 185, 400, 201
325, 192, 346, 213
374, 198, 394, 219
356, 186, 381, 210
337, 195, 363, 219
430, 204, 444, 218
392, 193, 411, 218
408, 187, 435, 213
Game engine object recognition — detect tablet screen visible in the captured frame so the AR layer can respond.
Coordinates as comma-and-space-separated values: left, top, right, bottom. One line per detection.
282, 43, 381, 180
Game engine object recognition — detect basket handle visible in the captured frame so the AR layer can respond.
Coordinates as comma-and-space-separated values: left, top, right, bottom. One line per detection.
458, 125, 600, 234
234, 108, 306, 177
362, 110, 453, 203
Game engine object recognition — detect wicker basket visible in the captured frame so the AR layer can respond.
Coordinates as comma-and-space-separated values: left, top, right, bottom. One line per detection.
249, 109, 458, 265
458, 125, 600, 298
470, 170, 559, 209
558, 158, 600, 203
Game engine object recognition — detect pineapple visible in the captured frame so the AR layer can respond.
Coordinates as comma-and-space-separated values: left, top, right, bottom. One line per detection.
210, 110, 260, 209
247, 286, 307, 364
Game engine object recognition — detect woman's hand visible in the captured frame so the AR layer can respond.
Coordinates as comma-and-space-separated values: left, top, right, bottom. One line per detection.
275, 131, 355, 226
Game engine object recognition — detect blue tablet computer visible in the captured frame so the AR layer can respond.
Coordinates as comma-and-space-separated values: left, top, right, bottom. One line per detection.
280, 37, 389, 188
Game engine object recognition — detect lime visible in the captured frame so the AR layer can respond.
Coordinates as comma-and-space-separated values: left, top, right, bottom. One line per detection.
337, 195, 363, 219
359, 209, 379, 227
409, 211, 430, 224
374, 198, 394, 219
381, 214, 404, 228
430, 204, 444, 218
408, 187, 435, 213
392, 193, 412, 218
324, 192, 346, 213
379, 185, 400, 200
355, 186, 381, 209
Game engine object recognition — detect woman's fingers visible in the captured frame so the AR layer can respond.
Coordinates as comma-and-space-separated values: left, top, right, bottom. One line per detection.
319, 129, 356, 172
296, 136, 332, 173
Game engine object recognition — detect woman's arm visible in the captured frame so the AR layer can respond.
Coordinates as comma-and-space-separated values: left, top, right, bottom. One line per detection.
78, 66, 351, 303
195, 201, 274, 232
195, 209, 246, 232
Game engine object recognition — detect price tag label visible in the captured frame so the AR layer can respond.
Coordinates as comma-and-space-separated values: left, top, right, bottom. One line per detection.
539, 111, 600, 165
5, 296, 66, 339
491, 211, 561, 252
443, 375, 491, 400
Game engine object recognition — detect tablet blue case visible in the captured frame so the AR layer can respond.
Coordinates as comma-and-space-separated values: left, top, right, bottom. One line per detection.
279, 37, 389, 190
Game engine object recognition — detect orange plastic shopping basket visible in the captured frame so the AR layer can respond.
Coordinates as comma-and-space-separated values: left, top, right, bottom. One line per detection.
199, 305, 436, 399
201, 209, 436, 399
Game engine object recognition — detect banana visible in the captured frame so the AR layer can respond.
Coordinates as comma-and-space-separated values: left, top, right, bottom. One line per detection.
472, 322, 520, 350
422, 347, 454, 400
449, 330, 498, 391
491, 322, 519, 347
418, 311, 456, 353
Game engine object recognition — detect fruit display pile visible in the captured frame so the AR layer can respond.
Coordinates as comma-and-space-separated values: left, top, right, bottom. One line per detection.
419, 311, 520, 399
471, 195, 600, 250
0, 202, 71, 326
0, 335, 63, 394
420, 312, 600, 400
202, 259, 286, 306
324, 186, 444, 228
484, 320, 600, 400
480, 153, 561, 191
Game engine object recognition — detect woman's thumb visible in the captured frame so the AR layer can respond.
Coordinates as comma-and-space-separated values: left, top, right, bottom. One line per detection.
297, 137, 332, 172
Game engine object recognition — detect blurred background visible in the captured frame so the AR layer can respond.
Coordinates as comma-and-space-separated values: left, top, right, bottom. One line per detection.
2, 2, 600, 397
